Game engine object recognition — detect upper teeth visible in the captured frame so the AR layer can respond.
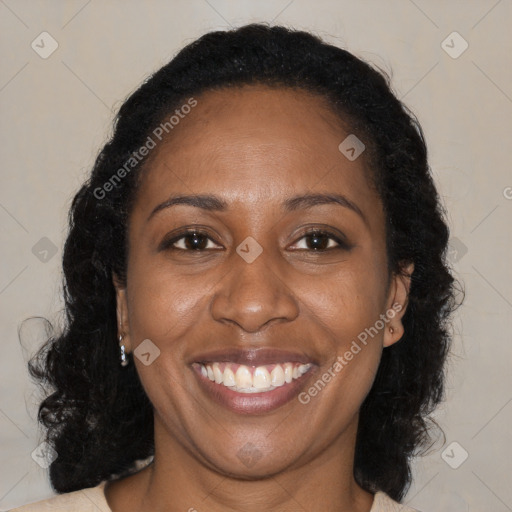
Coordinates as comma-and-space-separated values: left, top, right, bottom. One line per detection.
197, 362, 312, 393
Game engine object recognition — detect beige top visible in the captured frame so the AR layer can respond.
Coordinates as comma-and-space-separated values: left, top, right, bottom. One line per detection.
10, 480, 420, 511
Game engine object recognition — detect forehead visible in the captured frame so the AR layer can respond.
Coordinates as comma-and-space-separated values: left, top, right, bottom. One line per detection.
134, 84, 379, 219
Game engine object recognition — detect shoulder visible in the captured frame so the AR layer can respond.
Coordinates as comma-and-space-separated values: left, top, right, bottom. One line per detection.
9, 481, 111, 512
371, 491, 422, 512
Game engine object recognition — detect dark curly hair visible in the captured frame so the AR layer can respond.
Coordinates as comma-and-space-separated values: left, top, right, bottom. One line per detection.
27, 23, 461, 501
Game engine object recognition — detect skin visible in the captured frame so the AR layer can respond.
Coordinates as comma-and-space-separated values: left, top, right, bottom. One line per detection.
106, 85, 413, 512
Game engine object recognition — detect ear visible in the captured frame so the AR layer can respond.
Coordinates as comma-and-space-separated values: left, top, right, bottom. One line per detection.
383, 262, 414, 348
112, 273, 132, 353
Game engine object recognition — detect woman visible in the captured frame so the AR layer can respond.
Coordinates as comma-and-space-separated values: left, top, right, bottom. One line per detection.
13, 23, 459, 512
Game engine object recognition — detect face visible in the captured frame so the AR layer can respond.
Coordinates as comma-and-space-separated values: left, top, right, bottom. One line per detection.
114, 85, 412, 478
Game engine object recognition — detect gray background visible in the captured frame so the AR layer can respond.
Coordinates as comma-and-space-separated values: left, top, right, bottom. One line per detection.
1, 1, 511, 510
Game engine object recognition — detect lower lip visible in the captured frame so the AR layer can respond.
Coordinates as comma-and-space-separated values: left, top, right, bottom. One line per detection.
191, 365, 314, 415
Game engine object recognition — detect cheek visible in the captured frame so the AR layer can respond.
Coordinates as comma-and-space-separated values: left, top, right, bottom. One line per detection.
296, 266, 386, 427
126, 257, 207, 340
299, 257, 387, 340
296, 248, 388, 391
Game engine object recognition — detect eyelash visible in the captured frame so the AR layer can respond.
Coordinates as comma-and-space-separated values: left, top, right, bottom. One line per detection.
160, 228, 351, 253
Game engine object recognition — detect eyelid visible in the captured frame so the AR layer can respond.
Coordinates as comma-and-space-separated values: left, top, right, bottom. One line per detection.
288, 228, 352, 251
158, 228, 223, 252
159, 226, 352, 253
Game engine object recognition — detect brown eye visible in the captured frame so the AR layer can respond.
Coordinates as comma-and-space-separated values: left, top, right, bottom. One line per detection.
159, 230, 222, 252
290, 230, 351, 252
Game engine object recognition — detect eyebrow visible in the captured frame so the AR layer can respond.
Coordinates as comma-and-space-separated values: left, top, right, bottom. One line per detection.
148, 192, 367, 225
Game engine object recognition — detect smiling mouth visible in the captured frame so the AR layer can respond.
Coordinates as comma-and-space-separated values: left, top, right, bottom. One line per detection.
191, 359, 316, 415
193, 361, 313, 393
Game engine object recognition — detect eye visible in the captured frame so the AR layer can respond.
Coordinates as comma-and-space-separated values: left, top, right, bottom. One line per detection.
159, 229, 222, 252
290, 229, 350, 252
159, 228, 351, 253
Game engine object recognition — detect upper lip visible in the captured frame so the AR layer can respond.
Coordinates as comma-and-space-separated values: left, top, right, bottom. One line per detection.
190, 348, 317, 367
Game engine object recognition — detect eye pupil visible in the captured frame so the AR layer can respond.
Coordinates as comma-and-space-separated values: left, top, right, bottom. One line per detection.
307, 232, 329, 251
185, 233, 207, 250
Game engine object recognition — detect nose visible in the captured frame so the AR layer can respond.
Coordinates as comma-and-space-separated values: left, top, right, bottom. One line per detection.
210, 247, 299, 333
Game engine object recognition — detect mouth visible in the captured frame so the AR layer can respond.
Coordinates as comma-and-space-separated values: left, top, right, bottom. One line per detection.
190, 348, 317, 415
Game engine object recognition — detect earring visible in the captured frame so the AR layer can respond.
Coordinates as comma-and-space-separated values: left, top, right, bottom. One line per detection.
389, 326, 394, 334
119, 335, 129, 367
